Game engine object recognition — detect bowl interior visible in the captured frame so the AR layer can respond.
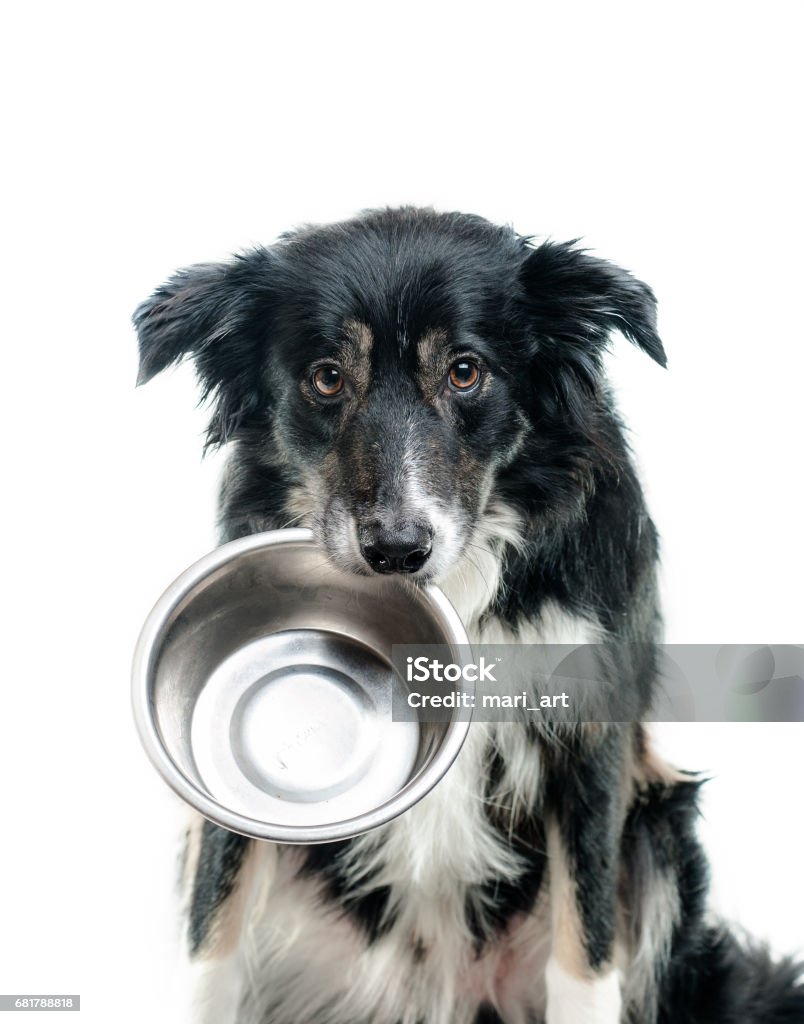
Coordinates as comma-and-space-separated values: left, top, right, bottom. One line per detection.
138, 532, 468, 839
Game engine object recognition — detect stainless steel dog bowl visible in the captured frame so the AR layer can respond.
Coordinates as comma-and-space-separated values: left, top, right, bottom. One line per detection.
132, 529, 471, 843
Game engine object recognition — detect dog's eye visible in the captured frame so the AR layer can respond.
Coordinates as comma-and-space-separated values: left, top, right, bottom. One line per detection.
447, 360, 480, 392
312, 365, 344, 397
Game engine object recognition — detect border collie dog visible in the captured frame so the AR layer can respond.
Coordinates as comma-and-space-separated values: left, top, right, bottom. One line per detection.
135, 207, 804, 1024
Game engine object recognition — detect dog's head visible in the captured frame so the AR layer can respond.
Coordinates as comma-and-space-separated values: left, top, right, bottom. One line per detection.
135, 207, 664, 583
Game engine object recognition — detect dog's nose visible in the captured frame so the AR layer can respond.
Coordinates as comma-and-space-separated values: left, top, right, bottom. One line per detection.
359, 522, 433, 575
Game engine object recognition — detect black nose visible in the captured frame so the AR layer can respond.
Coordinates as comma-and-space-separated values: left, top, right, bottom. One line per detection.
360, 522, 433, 575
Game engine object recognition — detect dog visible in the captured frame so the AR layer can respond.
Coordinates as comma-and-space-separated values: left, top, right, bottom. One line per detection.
135, 206, 804, 1024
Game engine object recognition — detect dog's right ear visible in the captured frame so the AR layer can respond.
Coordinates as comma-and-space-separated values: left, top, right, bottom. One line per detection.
133, 250, 273, 446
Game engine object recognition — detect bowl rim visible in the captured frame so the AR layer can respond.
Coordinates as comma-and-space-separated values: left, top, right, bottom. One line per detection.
131, 528, 473, 843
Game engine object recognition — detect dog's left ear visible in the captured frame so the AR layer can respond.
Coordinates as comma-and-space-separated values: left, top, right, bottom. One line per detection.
519, 240, 666, 375
133, 250, 273, 447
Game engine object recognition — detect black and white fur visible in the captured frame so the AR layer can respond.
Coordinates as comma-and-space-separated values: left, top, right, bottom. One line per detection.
135, 207, 804, 1024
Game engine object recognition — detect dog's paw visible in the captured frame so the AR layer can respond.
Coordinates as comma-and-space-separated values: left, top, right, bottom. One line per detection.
545, 957, 622, 1024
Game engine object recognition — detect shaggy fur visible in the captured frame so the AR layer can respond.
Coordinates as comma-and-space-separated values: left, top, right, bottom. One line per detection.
135, 206, 804, 1023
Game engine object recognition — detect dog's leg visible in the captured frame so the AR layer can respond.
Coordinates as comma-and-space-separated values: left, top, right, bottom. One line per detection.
543, 727, 627, 1024
181, 818, 272, 1024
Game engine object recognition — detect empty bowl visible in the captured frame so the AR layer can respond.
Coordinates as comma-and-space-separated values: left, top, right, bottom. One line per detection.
131, 528, 472, 843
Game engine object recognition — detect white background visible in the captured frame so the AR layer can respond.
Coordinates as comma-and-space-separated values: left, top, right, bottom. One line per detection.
1, 2, 802, 1021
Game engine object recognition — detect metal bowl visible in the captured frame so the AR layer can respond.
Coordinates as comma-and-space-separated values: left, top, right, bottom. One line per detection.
132, 529, 471, 843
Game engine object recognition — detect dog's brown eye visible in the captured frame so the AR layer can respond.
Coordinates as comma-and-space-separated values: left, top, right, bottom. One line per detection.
312, 365, 344, 397
448, 360, 480, 392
